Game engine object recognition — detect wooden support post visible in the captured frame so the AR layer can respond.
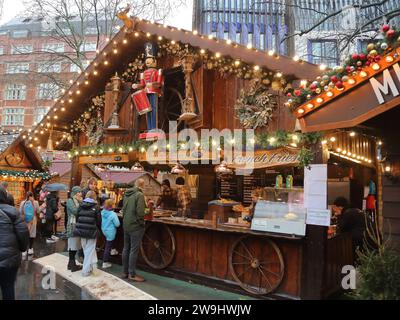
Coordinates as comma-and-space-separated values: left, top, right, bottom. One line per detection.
301, 141, 328, 299
70, 132, 82, 188
70, 156, 82, 189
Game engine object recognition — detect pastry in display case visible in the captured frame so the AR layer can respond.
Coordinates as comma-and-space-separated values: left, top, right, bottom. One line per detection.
251, 198, 306, 236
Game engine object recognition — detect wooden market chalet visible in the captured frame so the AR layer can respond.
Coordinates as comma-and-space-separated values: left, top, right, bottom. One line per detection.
14, 14, 399, 300
0, 135, 50, 205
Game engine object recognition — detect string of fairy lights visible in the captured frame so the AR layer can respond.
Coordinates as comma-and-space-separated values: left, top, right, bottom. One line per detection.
320, 130, 383, 165
68, 131, 320, 158
21, 17, 316, 151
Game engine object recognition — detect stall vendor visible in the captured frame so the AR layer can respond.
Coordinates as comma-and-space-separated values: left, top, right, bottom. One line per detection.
156, 179, 176, 210
332, 197, 366, 252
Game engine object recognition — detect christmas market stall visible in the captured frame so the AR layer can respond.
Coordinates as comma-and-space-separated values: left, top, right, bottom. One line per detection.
14, 13, 359, 299
288, 24, 400, 251
0, 136, 50, 205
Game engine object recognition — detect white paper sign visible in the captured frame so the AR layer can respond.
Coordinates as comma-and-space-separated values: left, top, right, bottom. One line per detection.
304, 164, 327, 210
306, 209, 331, 226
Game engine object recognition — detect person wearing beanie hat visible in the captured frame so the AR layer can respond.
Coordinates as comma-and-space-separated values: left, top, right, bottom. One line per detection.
66, 186, 83, 272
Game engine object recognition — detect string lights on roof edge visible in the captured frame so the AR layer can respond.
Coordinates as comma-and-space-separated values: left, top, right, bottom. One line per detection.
24, 17, 317, 148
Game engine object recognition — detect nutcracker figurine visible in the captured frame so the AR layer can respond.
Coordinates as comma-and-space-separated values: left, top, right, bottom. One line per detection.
132, 42, 163, 131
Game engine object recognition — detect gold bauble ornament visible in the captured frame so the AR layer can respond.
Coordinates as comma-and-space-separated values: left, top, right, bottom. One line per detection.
367, 43, 375, 52
369, 49, 378, 56
342, 76, 349, 82
335, 66, 344, 73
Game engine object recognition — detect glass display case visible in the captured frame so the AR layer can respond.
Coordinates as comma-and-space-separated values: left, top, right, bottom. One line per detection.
251, 187, 306, 236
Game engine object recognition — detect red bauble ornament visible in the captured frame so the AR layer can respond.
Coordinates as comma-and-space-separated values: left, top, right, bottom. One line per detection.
294, 89, 301, 96
374, 55, 381, 62
335, 81, 344, 89
330, 75, 339, 83
357, 67, 362, 71
346, 65, 352, 73
387, 29, 396, 38
309, 83, 317, 90
382, 25, 390, 32
287, 92, 292, 97
365, 61, 371, 67
352, 53, 359, 60
359, 54, 367, 61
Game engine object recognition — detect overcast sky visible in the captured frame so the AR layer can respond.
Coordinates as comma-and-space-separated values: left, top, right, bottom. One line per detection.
0, 0, 193, 30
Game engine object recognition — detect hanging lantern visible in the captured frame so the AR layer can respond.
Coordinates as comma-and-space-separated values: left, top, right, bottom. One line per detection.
131, 162, 144, 172
171, 162, 186, 174
215, 161, 233, 174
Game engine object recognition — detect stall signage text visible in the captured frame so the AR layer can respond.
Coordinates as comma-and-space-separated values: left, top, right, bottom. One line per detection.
370, 62, 400, 104
230, 148, 300, 169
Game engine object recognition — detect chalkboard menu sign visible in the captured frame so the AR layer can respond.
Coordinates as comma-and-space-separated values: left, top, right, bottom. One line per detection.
243, 175, 255, 205
219, 174, 237, 200
242, 175, 263, 205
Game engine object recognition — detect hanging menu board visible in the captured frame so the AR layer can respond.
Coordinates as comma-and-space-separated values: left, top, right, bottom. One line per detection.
243, 175, 262, 205
219, 175, 237, 200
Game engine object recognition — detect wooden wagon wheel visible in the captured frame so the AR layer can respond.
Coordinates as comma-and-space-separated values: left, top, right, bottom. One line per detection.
140, 223, 176, 269
229, 235, 285, 295
159, 86, 185, 130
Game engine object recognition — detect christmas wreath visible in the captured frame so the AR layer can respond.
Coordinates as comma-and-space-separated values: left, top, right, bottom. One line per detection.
235, 80, 277, 129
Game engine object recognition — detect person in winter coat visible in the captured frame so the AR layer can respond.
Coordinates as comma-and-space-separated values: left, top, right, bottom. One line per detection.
0, 186, 29, 300
45, 191, 59, 244
0, 182, 15, 207
73, 191, 101, 277
332, 196, 366, 254
121, 179, 146, 282
101, 199, 120, 269
66, 186, 83, 272
19, 192, 40, 257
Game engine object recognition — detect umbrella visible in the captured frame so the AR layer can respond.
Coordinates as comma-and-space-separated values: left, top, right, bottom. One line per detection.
43, 183, 68, 192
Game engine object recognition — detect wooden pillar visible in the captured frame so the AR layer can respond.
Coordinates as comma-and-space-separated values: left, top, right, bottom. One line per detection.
70, 156, 82, 188
70, 132, 82, 188
376, 143, 384, 232
300, 141, 328, 299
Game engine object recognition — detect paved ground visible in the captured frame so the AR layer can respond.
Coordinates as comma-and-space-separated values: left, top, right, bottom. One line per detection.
34, 253, 155, 300
15, 238, 92, 300
13, 236, 255, 300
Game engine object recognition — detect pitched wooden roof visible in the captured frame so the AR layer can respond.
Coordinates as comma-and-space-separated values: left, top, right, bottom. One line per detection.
21, 17, 321, 149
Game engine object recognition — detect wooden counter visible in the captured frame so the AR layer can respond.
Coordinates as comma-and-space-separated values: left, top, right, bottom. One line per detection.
97, 216, 353, 299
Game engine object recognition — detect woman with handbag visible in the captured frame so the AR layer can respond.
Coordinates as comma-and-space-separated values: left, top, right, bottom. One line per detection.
19, 192, 40, 257
0, 186, 29, 300
66, 186, 83, 272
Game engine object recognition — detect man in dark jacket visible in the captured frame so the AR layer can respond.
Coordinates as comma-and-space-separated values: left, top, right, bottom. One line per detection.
0, 182, 15, 206
332, 197, 366, 253
45, 191, 59, 244
0, 186, 29, 300
121, 179, 146, 282
73, 191, 101, 277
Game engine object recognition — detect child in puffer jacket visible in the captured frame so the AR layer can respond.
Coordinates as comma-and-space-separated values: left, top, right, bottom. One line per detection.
101, 199, 120, 268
